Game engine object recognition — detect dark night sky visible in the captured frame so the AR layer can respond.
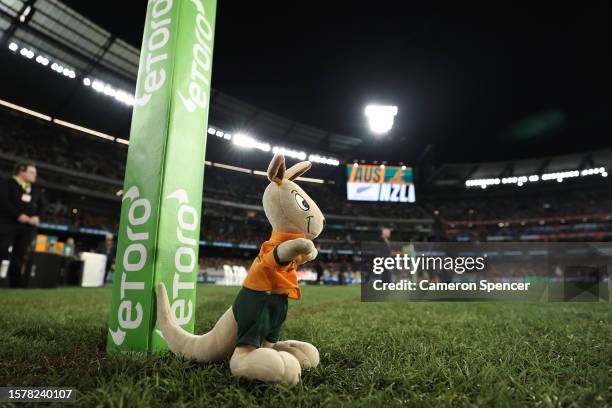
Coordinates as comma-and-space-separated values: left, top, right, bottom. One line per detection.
42, 1, 612, 164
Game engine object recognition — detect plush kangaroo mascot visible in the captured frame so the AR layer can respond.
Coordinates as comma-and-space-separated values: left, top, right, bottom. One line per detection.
156, 153, 325, 385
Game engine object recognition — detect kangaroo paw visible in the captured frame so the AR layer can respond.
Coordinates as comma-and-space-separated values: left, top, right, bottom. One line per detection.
230, 347, 301, 385
273, 340, 320, 369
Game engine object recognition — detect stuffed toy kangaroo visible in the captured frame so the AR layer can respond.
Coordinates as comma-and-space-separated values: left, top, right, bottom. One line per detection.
156, 153, 325, 385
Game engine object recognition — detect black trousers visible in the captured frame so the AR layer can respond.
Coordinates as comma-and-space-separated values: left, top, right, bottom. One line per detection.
0, 224, 36, 288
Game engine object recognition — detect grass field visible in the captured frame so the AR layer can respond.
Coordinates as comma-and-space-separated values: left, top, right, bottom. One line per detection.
0, 285, 610, 407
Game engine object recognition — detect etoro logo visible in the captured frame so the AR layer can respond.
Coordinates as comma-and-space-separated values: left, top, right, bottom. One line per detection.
165, 189, 199, 326
177, 0, 214, 113
135, 0, 174, 107
109, 186, 152, 345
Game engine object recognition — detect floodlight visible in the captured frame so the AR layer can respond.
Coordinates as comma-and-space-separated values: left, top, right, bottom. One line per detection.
365, 104, 398, 134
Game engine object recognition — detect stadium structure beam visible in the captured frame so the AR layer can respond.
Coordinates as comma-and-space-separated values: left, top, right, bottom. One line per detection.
499, 163, 514, 178
464, 164, 480, 180
415, 143, 435, 187
536, 159, 551, 175
0, 0, 37, 47
577, 153, 594, 171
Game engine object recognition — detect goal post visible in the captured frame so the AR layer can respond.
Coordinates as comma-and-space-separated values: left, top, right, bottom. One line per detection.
107, 0, 217, 353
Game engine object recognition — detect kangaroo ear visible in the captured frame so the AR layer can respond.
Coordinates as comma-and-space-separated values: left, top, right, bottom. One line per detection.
285, 161, 311, 181
267, 153, 286, 185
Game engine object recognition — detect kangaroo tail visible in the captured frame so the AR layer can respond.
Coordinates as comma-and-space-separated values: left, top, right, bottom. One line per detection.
156, 283, 237, 362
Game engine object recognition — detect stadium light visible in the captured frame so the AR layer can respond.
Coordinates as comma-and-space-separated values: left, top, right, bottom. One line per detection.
49, 62, 75, 78
9, 42, 79, 82
232, 133, 270, 152
465, 178, 501, 189
7, 35, 341, 165
103, 84, 116, 96
309, 154, 340, 166
18, 5, 32, 23
541, 170, 580, 182
466, 167, 608, 189
365, 104, 398, 134
6, 41, 137, 107
91, 80, 103, 91
87, 78, 134, 106
20, 47, 34, 59
35, 55, 49, 66
272, 146, 307, 161
62, 67, 75, 78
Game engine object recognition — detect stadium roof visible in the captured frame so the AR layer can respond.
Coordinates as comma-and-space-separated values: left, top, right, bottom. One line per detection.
0, 0, 137, 89
0, 0, 362, 156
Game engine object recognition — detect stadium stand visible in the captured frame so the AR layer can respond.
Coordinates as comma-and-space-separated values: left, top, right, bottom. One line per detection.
2, 105, 611, 249
1, 92, 611, 282
0, 105, 430, 279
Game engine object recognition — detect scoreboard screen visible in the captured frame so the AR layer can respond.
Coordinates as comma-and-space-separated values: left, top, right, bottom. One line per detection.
346, 164, 416, 202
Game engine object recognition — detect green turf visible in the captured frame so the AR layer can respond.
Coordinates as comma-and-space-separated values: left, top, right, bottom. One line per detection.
0, 285, 610, 407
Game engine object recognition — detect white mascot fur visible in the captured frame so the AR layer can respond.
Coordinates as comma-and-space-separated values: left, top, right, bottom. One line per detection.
156, 153, 325, 385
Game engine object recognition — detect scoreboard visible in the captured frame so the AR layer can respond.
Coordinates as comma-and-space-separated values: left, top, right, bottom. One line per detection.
346, 164, 416, 202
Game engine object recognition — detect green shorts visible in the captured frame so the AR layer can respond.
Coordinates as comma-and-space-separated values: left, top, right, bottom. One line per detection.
232, 287, 288, 348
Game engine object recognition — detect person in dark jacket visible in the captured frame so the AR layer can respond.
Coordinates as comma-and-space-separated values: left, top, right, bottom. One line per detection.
0, 162, 45, 287
380, 227, 393, 283
363, 227, 394, 284
96, 232, 116, 283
